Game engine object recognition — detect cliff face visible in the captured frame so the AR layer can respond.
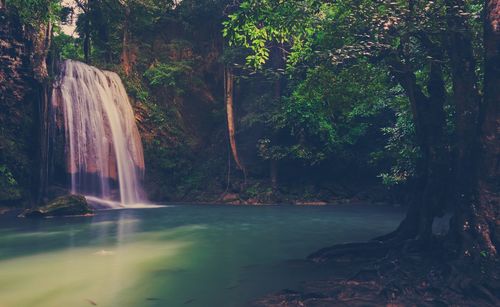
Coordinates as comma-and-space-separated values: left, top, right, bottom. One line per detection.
0, 6, 51, 206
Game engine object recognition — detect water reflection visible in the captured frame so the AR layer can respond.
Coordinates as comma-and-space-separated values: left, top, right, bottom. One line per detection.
0, 210, 189, 307
0, 205, 405, 307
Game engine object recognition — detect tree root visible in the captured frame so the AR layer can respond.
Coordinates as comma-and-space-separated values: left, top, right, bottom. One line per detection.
307, 241, 388, 262
257, 237, 500, 306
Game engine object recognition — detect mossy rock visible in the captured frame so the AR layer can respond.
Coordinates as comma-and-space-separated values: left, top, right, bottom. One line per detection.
21, 195, 93, 218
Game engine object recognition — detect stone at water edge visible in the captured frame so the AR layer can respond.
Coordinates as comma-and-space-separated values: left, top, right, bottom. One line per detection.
221, 193, 240, 203
20, 195, 93, 217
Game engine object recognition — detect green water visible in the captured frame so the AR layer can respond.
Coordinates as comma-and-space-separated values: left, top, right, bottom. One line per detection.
0, 204, 403, 307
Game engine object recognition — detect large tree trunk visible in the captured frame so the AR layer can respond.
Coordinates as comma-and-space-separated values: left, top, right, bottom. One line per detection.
473, 0, 500, 257
447, 0, 499, 259
75, 0, 91, 63
378, 55, 449, 245
83, 30, 90, 63
224, 66, 246, 179
375, 2, 450, 244
270, 51, 283, 190
482, 0, 500, 182
446, 0, 481, 197
416, 62, 449, 241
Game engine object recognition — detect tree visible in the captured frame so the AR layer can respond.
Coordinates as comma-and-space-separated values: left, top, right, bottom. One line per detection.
75, 0, 92, 63
450, 0, 499, 260
224, 64, 247, 179
224, 0, 498, 258
74, 0, 175, 69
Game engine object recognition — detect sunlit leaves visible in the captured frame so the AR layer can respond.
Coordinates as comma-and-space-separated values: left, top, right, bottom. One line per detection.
223, 0, 321, 69
144, 61, 195, 94
224, 0, 483, 70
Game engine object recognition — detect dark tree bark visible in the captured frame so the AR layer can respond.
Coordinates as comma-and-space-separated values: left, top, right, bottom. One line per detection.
310, 0, 498, 271
377, 54, 448, 245
268, 45, 285, 190
375, 0, 498, 260
373, 1, 450, 245
83, 32, 90, 63
476, 0, 500, 257
482, 0, 500, 183
447, 0, 499, 259
446, 0, 481, 195
76, 0, 91, 63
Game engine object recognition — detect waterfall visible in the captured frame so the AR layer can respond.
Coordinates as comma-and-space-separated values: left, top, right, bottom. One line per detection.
52, 60, 147, 207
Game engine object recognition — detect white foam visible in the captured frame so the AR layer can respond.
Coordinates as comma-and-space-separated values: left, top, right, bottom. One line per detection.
85, 195, 167, 209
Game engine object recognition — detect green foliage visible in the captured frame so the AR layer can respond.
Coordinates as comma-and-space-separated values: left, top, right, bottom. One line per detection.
0, 165, 18, 186
52, 32, 85, 61
46, 0, 485, 202
145, 139, 192, 172
225, 1, 381, 167
144, 61, 194, 94
223, 0, 319, 69
7, 0, 61, 27
0, 165, 22, 202
378, 109, 420, 186
122, 74, 150, 103
0, 103, 34, 204
63, 0, 233, 201
240, 182, 273, 200
248, 62, 397, 167
223, 0, 486, 191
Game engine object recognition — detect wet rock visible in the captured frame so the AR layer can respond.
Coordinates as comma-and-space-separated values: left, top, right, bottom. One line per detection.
244, 198, 260, 205
295, 201, 328, 206
20, 195, 93, 217
221, 193, 240, 203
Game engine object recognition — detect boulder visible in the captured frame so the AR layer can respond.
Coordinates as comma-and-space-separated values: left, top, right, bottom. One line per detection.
221, 193, 240, 203
20, 195, 93, 218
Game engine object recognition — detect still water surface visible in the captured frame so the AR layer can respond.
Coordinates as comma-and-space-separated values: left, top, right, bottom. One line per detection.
0, 204, 403, 307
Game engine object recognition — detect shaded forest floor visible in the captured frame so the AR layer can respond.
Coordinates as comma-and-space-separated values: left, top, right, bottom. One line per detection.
254, 243, 500, 306
148, 177, 400, 207
1, 178, 404, 213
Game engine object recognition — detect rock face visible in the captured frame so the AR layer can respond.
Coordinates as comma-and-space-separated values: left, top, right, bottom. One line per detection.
0, 6, 52, 206
0, 8, 34, 205
21, 195, 93, 217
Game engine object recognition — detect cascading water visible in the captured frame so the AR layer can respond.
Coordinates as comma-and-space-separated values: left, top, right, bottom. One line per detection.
52, 60, 147, 207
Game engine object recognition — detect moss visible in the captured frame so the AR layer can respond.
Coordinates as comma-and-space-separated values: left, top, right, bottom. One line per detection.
21, 195, 93, 217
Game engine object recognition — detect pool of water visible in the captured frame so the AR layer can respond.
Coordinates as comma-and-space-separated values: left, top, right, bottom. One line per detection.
0, 204, 404, 307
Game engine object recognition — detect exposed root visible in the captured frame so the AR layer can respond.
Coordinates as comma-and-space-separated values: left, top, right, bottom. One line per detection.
307, 241, 390, 263
256, 238, 500, 306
